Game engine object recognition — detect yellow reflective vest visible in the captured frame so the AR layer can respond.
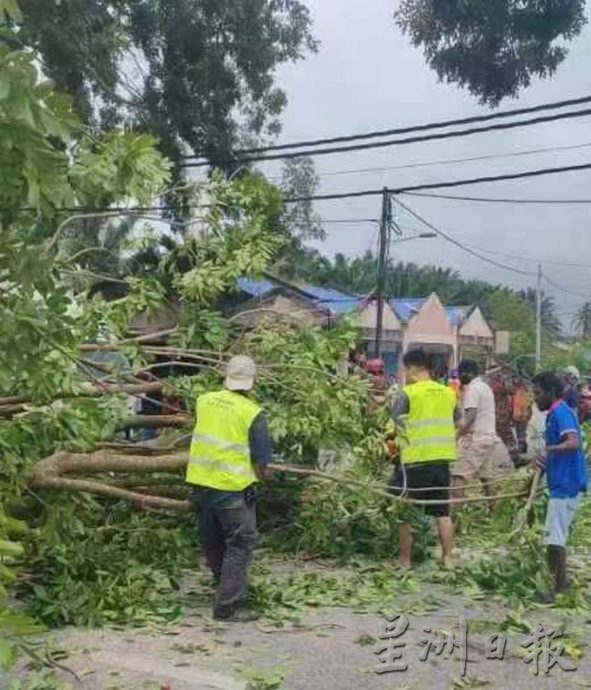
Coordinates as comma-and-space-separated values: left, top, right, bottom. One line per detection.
186, 390, 261, 491
398, 379, 457, 465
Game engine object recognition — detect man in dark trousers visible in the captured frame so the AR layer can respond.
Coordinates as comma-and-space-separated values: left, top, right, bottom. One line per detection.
533, 372, 587, 602
186, 355, 272, 621
389, 349, 458, 568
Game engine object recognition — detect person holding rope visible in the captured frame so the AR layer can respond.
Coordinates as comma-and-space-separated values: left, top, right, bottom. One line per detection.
186, 355, 272, 622
533, 371, 587, 602
388, 348, 458, 569
452, 360, 510, 510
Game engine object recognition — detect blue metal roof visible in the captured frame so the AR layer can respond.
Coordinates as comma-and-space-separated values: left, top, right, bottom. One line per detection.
390, 298, 425, 322
297, 283, 356, 303
237, 279, 468, 325
236, 277, 277, 298
317, 298, 364, 315
445, 306, 468, 327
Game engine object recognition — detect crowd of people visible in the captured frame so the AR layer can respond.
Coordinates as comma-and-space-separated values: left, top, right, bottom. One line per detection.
183, 351, 588, 621
386, 350, 588, 605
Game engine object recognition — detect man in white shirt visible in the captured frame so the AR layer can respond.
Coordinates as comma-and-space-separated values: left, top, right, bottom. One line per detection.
452, 359, 509, 509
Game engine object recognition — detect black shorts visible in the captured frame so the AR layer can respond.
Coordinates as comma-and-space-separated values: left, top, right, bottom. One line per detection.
388, 461, 451, 518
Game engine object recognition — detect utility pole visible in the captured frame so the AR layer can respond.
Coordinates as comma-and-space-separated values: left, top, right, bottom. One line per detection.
535, 262, 542, 371
375, 187, 391, 357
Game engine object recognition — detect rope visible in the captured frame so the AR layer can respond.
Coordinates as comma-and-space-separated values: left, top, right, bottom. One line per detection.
269, 463, 535, 506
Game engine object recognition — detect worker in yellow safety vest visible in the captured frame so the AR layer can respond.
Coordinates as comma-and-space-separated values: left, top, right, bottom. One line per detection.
186, 355, 272, 622
388, 348, 458, 569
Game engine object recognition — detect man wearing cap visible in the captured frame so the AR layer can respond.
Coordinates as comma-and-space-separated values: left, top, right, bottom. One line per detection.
186, 355, 272, 622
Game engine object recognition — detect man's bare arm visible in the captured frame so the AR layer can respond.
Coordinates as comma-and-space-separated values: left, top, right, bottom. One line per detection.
457, 408, 477, 438
547, 431, 580, 453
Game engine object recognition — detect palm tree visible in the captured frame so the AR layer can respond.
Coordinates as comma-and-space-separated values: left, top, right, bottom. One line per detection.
520, 288, 562, 337
573, 302, 591, 340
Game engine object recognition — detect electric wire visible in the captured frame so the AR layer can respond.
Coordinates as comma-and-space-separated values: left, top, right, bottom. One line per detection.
394, 205, 589, 300
393, 198, 536, 277
402, 191, 591, 205
270, 141, 591, 180
182, 94, 591, 158
180, 108, 591, 167
283, 162, 591, 204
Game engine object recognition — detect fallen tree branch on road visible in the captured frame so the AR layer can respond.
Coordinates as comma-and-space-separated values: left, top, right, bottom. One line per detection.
0, 382, 164, 416
117, 414, 191, 430
30, 450, 534, 513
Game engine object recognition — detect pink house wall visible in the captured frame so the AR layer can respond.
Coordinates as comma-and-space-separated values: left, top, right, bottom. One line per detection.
402, 293, 458, 367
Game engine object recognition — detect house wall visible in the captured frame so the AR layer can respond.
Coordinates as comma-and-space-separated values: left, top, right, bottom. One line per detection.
403, 294, 456, 347
233, 294, 323, 327
354, 300, 402, 332
459, 307, 494, 339
400, 293, 458, 370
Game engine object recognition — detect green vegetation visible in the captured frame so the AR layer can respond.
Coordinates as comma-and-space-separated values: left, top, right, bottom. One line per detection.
396, 0, 587, 106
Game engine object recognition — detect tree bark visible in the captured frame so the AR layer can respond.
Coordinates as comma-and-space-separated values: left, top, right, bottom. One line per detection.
0, 382, 164, 415
118, 414, 191, 430
29, 450, 532, 513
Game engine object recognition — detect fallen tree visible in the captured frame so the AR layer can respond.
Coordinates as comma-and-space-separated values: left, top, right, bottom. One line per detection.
30, 448, 535, 512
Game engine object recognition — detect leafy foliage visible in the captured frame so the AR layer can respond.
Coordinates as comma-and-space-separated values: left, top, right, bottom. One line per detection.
17, 0, 318, 169
395, 0, 587, 106
278, 157, 324, 242
572, 301, 591, 340
0, 9, 374, 639
25, 505, 193, 627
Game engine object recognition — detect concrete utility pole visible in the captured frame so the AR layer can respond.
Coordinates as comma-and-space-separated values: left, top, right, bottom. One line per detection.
535, 262, 542, 371
375, 187, 391, 357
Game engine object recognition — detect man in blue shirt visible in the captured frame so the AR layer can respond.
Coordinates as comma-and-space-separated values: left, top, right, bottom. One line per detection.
533, 372, 588, 602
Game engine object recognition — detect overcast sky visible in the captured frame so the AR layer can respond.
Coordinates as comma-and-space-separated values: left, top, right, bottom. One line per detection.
268, 0, 591, 324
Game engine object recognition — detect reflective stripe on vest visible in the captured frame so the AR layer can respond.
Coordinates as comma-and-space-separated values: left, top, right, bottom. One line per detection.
186, 389, 261, 491
399, 380, 457, 464
191, 433, 250, 454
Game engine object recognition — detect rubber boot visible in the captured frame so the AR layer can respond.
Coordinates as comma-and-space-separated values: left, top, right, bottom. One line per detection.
552, 546, 570, 594
538, 546, 569, 603
213, 606, 260, 622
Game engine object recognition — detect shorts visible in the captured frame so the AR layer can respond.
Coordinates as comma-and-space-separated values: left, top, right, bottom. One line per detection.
544, 494, 583, 547
389, 461, 451, 518
452, 434, 504, 481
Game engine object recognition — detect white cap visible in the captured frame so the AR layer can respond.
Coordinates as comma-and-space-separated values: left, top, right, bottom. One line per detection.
225, 355, 256, 391
565, 365, 581, 381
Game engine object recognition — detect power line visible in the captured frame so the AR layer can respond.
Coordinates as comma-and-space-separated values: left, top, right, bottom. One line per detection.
33, 162, 591, 216
180, 108, 591, 167
283, 162, 591, 204
403, 191, 591, 205
318, 218, 378, 224
184, 94, 591, 158
393, 198, 536, 277
392, 211, 590, 297
277, 142, 591, 180
542, 274, 590, 299
402, 232, 591, 270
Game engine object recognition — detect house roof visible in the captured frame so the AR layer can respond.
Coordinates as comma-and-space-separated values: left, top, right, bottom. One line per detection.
445, 306, 469, 327
297, 283, 356, 303
236, 277, 277, 298
237, 278, 482, 327
317, 298, 365, 315
389, 298, 426, 322
236, 277, 362, 315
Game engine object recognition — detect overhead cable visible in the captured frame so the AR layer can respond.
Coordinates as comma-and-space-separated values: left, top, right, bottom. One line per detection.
392, 198, 536, 277
291, 142, 591, 180
542, 274, 590, 299
402, 191, 591, 205
283, 162, 591, 204
182, 94, 591, 158
32, 162, 591, 215
181, 108, 591, 167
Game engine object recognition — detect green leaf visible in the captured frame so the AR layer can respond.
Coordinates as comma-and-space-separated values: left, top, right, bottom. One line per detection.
0, 639, 17, 670
0, 0, 22, 23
